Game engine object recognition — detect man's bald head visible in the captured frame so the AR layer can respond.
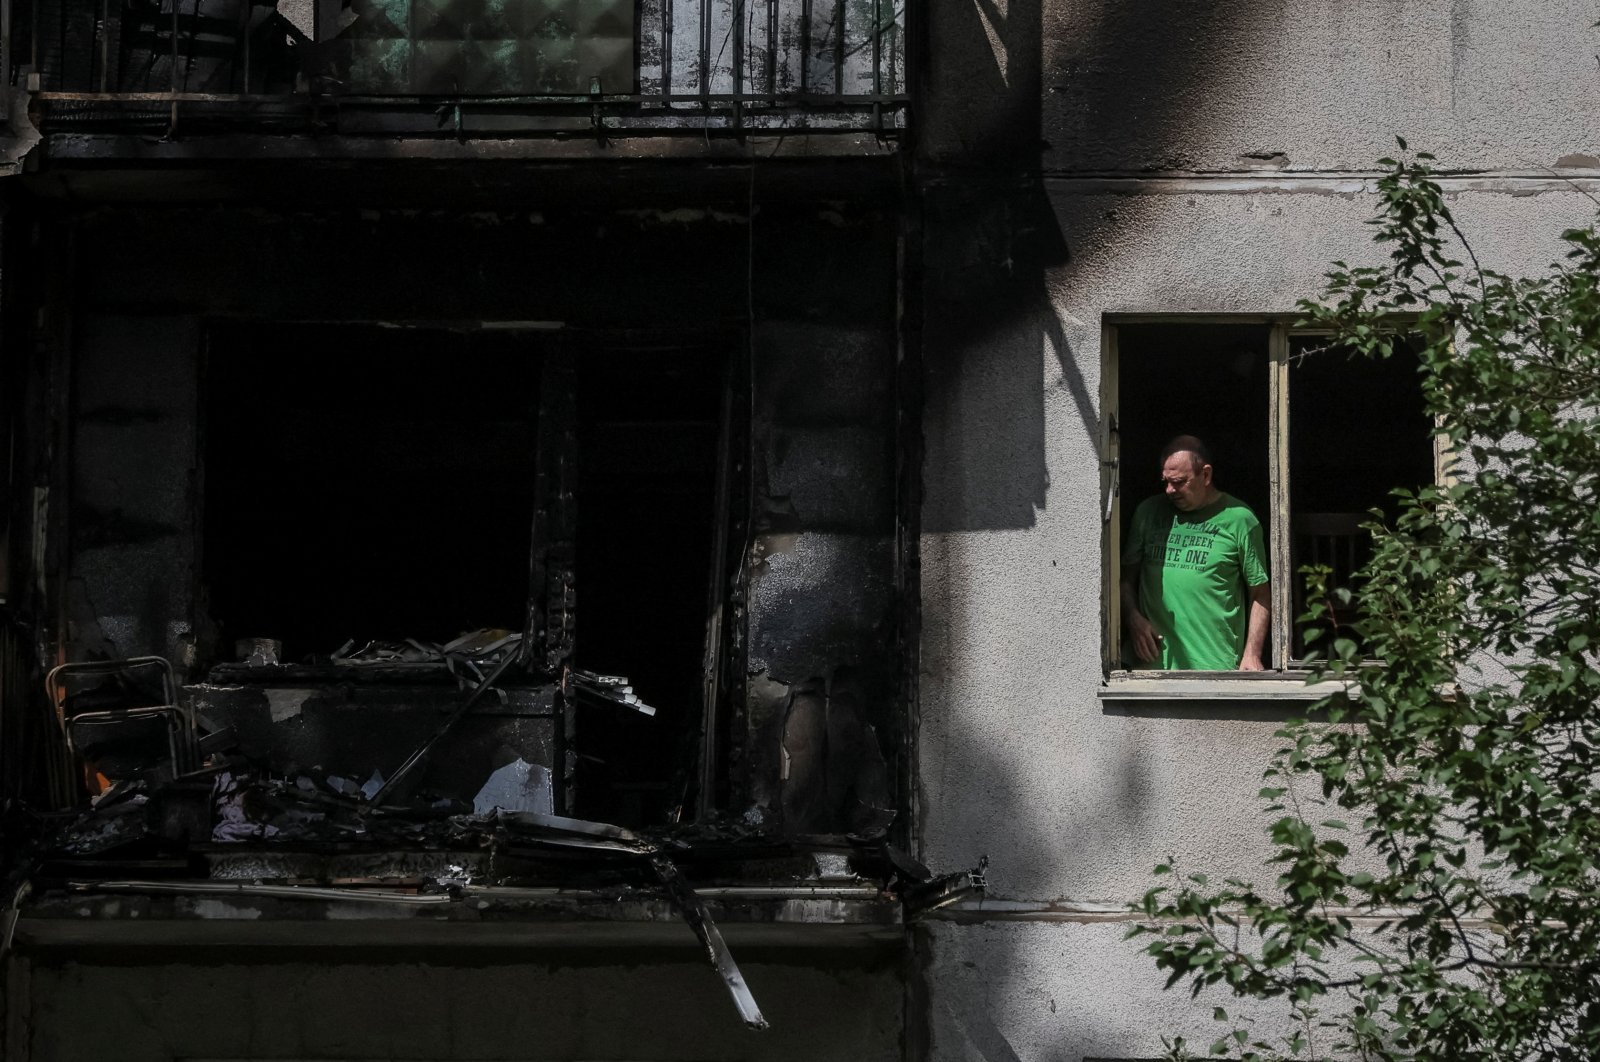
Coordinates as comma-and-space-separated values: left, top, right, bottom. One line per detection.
1160, 434, 1213, 473
1158, 434, 1219, 511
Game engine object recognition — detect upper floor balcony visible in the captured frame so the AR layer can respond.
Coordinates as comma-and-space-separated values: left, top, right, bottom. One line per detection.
8, 0, 908, 157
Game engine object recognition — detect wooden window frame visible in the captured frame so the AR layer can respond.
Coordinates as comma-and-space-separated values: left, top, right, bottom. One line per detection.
1099, 314, 1439, 700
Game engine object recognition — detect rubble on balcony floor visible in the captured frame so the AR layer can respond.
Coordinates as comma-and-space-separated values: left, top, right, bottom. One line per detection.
20, 753, 980, 1029
18, 639, 983, 1030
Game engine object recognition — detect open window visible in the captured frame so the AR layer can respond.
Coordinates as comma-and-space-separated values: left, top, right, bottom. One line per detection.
1101, 317, 1440, 690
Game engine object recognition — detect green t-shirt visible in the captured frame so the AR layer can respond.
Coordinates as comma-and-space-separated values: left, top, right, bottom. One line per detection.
1122, 492, 1269, 670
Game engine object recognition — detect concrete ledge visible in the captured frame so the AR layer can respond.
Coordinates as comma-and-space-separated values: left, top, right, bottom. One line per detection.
1098, 671, 1353, 702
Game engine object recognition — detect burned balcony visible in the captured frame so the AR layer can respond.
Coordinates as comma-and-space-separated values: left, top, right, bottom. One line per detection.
13, 0, 909, 143
0, 192, 927, 1023
5, 193, 914, 837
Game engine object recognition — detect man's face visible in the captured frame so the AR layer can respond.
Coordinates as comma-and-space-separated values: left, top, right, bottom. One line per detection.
1161, 452, 1212, 511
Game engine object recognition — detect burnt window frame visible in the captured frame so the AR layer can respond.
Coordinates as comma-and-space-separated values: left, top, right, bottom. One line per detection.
1098, 314, 1448, 700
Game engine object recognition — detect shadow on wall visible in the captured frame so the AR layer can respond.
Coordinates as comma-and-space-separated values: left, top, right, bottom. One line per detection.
919, 0, 1270, 533
921, 184, 1073, 533
916, 0, 1281, 1058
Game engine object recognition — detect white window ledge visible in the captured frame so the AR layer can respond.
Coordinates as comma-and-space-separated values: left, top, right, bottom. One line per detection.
1099, 670, 1358, 702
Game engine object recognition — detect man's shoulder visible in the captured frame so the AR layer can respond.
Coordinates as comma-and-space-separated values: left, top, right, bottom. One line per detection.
1130, 495, 1172, 525
1215, 493, 1263, 530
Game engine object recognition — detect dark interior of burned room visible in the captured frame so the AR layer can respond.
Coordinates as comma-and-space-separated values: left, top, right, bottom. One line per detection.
204, 324, 541, 657
572, 342, 724, 824
203, 324, 726, 824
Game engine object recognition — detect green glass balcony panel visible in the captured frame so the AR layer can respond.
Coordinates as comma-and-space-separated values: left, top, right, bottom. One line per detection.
346, 0, 411, 38
336, 0, 634, 94
347, 39, 413, 92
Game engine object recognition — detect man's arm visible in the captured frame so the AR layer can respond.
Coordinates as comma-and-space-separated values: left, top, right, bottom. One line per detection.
1239, 583, 1270, 670
1121, 574, 1160, 664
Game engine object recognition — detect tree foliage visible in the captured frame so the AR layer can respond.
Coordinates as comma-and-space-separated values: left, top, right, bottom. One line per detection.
1129, 146, 1600, 1060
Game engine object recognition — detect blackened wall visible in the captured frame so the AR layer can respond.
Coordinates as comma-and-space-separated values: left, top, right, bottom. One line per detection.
67, 315, 200, 666
741, 206, 902, 837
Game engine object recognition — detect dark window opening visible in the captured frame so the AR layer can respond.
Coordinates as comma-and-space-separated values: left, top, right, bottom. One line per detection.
571, 342, 726, 825
1288, 335, 1434, 660
1112, 321, 1435, 673
203, 324, 540, 661
1116, 323, 1273, 532
203, 323, 730, 827
1117, 323, 1273, 666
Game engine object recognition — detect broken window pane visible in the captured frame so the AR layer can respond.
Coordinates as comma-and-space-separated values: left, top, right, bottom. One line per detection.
571, 341, 726, 825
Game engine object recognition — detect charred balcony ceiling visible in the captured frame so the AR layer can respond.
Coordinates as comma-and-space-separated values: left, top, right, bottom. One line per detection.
15, 151, 907, 208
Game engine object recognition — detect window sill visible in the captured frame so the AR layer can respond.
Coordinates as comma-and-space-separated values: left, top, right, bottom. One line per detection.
1098, 670, 1357, 702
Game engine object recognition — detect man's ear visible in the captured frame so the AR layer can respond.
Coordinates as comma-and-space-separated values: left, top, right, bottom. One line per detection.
1199, 463, 1214, 486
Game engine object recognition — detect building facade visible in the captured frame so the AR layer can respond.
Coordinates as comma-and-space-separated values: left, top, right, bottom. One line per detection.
915, 2, 1599, 1058
0, 0, 1595, 1058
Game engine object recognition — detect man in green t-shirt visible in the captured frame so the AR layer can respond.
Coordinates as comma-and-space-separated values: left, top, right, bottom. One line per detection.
1120, 435, 1270, 670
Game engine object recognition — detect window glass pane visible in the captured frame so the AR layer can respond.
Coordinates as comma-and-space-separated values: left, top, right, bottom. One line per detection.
1287, 335, 1434, 660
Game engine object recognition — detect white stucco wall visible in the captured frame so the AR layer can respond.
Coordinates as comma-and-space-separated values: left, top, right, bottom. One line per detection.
923, 180, 1596, 894
926, 0, 1600, 174
918, 94, 1600, 1062
922, 919, 1294, 1062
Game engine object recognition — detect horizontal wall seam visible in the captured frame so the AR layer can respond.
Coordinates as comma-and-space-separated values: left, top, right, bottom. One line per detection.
921, 171, 1600, 196
1034, 172, 1600, 196
925, 901, 1502, 929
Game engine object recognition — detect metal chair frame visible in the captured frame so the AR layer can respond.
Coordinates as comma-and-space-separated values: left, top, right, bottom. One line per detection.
45, 656, 201, 778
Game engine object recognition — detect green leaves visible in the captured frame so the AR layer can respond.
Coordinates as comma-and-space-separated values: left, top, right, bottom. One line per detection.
1137, 149, 1600, 1060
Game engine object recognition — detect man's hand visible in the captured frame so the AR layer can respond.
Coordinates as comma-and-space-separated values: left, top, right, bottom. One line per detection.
1126, 609, 1161, 664
1121, 575, 1162, 664
1238, 583, 1271, 671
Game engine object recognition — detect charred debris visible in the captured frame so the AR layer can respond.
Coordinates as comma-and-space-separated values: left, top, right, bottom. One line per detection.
14, 631, 983, 1029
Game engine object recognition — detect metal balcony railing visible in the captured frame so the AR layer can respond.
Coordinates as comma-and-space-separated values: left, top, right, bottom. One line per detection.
11, 0, 908, 137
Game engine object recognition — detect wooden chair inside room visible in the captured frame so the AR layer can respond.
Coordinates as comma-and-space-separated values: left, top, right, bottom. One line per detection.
1291, 511, 1369, 660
